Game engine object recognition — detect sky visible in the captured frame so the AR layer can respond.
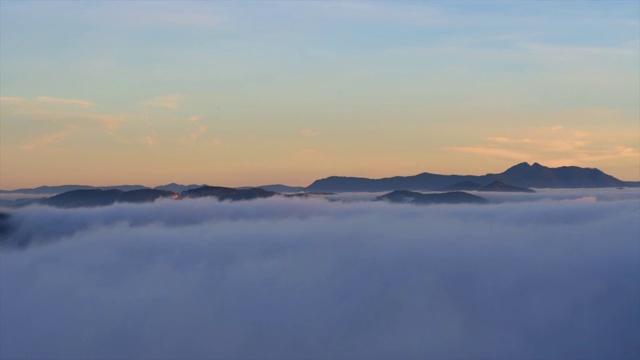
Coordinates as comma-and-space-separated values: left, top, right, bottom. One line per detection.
2, 190, 639, 359
1, 1, 639, 189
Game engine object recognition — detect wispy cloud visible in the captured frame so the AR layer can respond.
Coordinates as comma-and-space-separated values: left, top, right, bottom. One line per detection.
292, 148, 325, 162
79, 2, 222, 29
0, 97, 26, 104
21, 127, 77, 150
142, 136, 157, 146
444, 146, 531, 161
577, 146, 640, 162
1, 96, 94, 108
1, 95, 143, 131
186, 115, 208, 141
443, 125, 640, 167
86, 113, 137, 130
34, 96, 94, 107
140, 95, 183, 110
522, 42, 639, 64
1, 95, 147, 149
300, 128, 318, 138
190, 124, 208, 141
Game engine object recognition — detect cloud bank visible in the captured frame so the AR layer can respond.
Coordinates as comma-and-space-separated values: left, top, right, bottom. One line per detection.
1, 192, 639, 359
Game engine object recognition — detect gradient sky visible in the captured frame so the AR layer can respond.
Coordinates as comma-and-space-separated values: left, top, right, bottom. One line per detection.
1, 1, 639, 189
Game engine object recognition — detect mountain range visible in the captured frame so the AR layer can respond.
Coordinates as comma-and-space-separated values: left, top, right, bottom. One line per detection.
0, 161, 638, 212
1, 162, 638, 196
305, 162, 636, 192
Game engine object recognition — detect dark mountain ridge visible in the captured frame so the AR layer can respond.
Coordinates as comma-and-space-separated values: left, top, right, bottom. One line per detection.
441, 180, 534, 193
153, 183, 206, 193
16, 186, 277, 209
41, 189, 176, 208
181, 186, 276, 201
256, 184, 306, 193
306, 162, 629, 192
23, 185, 279, 209
377, 191, 488, 205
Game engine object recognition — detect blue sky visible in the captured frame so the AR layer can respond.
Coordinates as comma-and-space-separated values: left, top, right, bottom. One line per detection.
1, 1, 639, 188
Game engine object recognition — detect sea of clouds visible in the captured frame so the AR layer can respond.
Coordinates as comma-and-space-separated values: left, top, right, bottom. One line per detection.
1, 189, 639, 359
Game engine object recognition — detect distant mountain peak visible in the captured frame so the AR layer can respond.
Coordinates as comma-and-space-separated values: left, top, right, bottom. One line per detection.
306, 162, 627, 192
505, 162, 533, 171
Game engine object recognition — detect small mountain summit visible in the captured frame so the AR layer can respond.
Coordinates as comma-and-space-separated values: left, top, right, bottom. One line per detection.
118, 189, 176, 203
181, 186, 276, 201
479, 181, 535, 193
377, 191, 488, 205
41, 189, 175, 208
497, 162, 622, 188
154, 183, 206, 193
42, 189, 124, 208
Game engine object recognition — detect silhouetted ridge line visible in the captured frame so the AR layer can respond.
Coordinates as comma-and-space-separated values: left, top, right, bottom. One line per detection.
180, 186, 276, 201
154, 183, 206, 193
306, 162, 627, 192
41, 189, 175, 208
376, 191, 488, 205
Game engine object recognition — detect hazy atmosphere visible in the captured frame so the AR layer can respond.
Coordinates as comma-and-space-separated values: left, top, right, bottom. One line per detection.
1, 1, 639, 189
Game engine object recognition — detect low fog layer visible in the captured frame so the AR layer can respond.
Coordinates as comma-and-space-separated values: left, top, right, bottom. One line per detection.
1, 190, 639, 359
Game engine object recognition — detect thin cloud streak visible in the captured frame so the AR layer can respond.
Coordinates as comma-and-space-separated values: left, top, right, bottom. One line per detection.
444, 146, 531, 161
443, 125, 640, 167
34, 96, 94, 108
140, 95, 183, 110
1, 96, 94, 108
190, 124, 208, 141
300, 128, 318, 137
20, 127, 77, 150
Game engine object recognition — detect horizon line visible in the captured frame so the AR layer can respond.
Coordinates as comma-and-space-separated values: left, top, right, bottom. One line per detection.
2, 161, 639, 191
